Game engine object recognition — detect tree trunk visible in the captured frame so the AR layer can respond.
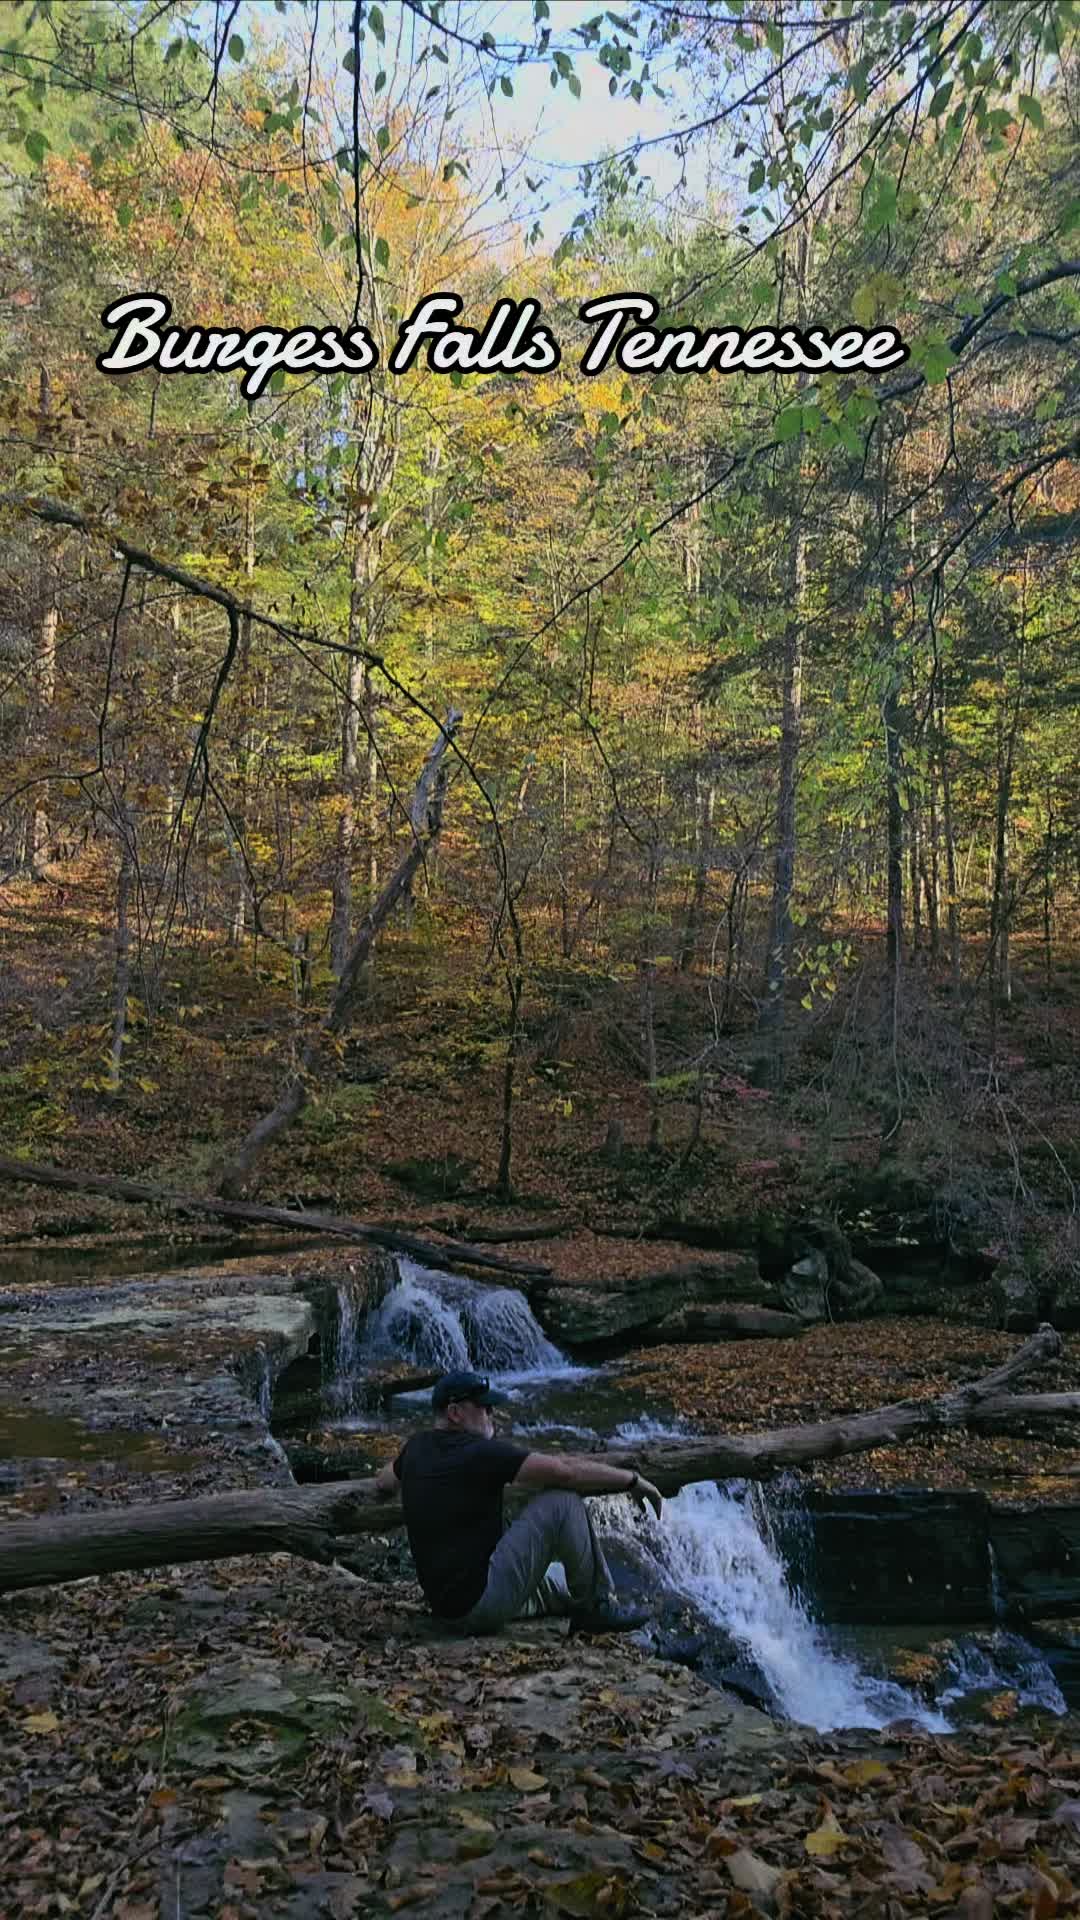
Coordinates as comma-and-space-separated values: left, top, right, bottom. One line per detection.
229, 405, 257, 948
330, 649, 362, 977
641, 956, 662, 1151
215, 710, 460, 1197
496, 965, 524, 1201
0, 1152, 552, 1278
761, 526, 805, 1046
330, 499, 369, 977
760, 216, 812, 1059
0, 1326, 1064, 1596
29, 599, 57, 880
935, 665, 961, 989
107, 805, 135, 1090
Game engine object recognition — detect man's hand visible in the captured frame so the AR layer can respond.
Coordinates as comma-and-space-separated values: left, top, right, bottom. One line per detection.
373, 1461, 400, 1500
630, 1476, 663, 1521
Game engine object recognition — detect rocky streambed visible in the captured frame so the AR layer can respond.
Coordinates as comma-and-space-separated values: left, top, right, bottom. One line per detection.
4, 1242, 1080, 1915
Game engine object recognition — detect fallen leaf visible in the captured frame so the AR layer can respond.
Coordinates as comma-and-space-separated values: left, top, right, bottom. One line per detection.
22, 1712, 60, 1734
541, 1871, 636, 1917
456, 1833, 495, 1860
509, 1766, 548, 1791
724, 1847, 783, 1904
805, 1807, 848, 1858
843, 1758, 893, 1786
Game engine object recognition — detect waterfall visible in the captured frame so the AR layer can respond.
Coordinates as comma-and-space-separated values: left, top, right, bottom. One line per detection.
592, 1481, 952, 1733
323, 1278, 368, 1413
360, 1257, 575, 1384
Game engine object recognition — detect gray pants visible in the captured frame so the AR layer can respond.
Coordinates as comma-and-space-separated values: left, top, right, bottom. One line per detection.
446, 1491, 613, 1635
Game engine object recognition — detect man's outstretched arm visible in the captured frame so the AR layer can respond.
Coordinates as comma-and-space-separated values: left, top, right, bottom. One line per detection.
514, 1451, 662, 1519
373, 1460, 400, 1499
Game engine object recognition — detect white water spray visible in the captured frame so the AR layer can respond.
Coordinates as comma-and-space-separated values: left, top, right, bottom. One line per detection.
594, 1480, 952, 1732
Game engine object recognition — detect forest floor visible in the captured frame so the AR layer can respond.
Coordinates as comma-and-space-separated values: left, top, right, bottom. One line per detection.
3, 1264, 1080, 1918
4, 857, 1078, 1263
9, 1544, 1080, 1920
5, 874, 1080, 1912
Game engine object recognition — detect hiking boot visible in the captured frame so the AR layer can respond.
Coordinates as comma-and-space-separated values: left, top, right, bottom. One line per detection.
567, 1599, 651, 1636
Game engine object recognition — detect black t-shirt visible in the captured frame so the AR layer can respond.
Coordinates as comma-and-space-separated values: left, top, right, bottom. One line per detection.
393, 1429, 529, 1619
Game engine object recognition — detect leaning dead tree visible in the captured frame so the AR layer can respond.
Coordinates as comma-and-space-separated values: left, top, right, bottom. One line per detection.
214, 707, 463, 1197
0, 1325, 1070, 1597
0, 1155, 550, 1280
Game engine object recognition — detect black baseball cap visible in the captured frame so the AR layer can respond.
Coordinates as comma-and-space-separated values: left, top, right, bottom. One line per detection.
431, 1370, 508, 1412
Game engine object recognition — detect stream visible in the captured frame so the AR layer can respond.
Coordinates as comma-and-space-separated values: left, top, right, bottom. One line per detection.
272, 1257, 1071, 1735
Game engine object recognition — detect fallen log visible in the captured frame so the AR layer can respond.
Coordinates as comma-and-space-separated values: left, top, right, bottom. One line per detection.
0, 1326, 1067, 1596
0, 1156, 552, 1280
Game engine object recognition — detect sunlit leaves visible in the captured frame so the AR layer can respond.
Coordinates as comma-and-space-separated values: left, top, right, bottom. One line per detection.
1018, 93, 1044, 129
866, 175, 897, 235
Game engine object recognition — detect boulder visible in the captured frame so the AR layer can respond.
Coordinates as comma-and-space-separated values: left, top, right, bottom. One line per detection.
776, 1249, 829, 1322
990, 1259, 1041, 1331
762, 1219, 885, 1323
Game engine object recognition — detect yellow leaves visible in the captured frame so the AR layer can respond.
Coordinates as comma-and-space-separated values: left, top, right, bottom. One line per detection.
455, 1808, 496, 1831
23, 1709, 60, 1733
852, 270, 905, 327
842, 1757, 894, 1787
508, 1765, 548, 1791
804, 1801, 849, 1857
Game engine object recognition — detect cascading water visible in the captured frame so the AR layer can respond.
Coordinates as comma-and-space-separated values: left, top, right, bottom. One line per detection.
593, 1481, 955, 1732
361, 1257, 576, 1385
308, 1256, 1067, 1733
325, 1278, 367, 1412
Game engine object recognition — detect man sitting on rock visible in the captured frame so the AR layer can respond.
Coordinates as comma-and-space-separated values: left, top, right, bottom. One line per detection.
373, 1369, 662, 1635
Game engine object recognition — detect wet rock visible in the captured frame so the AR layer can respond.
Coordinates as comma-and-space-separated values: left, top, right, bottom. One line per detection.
536, 1252, 765, 1347
804, 1490, 993, 1624
990, 1505, 1080, 1615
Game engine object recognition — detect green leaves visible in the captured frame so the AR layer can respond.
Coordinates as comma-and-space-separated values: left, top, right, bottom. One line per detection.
374, 234, 390, 269
368, 4, 386, 44
912, 333, 958, 385
866, 175, 897, 235
1018, 93, 1044, 129
24, 128, 48, 165
228, 32, 245, 62
851, 271, 904, 327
